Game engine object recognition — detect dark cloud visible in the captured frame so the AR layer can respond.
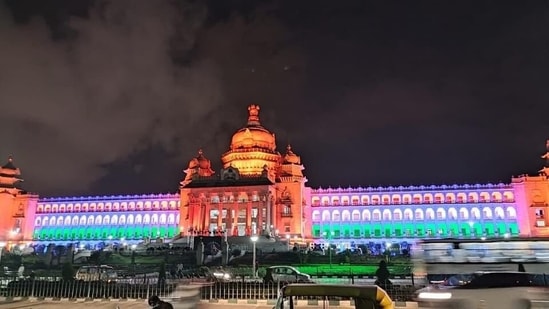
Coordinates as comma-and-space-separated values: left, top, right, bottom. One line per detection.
2, 0, 549, 196
0, 1, 226, 195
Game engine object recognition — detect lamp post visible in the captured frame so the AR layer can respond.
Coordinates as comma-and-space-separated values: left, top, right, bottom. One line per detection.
323, 231, 335, 267
468, 221, 474, 238
0, 242, 5, 265
250, 235, 258, 279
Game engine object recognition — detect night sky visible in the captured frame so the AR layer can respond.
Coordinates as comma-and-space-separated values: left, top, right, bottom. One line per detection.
1, 0, 549, 197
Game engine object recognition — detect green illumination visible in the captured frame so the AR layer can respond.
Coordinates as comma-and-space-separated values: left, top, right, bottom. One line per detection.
484, 223, 495, 236
167, 227, 176, 237
509, 222, 519, 235
497, 223, 506, 235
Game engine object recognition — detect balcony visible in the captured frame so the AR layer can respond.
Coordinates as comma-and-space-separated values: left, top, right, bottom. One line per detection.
280, 212, 293, 218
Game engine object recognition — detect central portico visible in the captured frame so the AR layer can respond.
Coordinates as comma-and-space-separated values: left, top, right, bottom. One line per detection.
179, 105, 311, 238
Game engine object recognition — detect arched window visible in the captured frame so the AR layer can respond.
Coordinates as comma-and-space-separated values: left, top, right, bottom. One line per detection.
312, 211, 321, 221
322, 210, 330, 221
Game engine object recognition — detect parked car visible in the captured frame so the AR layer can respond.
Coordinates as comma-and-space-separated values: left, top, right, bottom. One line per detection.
75, 265, 118, 282
263, 266, 313, 284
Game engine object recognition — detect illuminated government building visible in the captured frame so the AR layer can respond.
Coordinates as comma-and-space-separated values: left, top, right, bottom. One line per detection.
1, 104, 549, 247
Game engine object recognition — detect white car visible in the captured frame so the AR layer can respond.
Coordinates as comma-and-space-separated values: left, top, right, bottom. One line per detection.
416, 271, 549, 309
263, 266, 313, 284
75, 265, 118, 282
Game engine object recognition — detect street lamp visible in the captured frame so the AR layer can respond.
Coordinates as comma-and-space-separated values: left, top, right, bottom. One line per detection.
468, 221, 475, 238
323, 231, 334, 267
0, 242, 5, 265
250, 235, 258, 279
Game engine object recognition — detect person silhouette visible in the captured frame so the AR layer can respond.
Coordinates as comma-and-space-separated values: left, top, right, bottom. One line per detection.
148, 295, 174, 309
375, 260, 393, 289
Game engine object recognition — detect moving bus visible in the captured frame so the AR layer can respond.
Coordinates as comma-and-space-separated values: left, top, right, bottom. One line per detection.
412, 237, 549, 281
412, 238, 549, 308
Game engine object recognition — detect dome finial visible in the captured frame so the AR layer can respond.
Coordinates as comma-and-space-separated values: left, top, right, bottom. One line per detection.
286, 144, 292, 153
247, 104, 261, 126
198, 148, 204, 156
2, 155, 17, 170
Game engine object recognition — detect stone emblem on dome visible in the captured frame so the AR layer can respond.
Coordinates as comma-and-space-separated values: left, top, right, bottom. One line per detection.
247, 104, 260, 125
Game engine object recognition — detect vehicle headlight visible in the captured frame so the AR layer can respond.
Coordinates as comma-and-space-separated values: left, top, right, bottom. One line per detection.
223, 273, 231, 280
417, 292, 452, 300
213, 272, 223, 278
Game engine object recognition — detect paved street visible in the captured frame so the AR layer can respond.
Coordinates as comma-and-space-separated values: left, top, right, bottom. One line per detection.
0, 300, 417, 309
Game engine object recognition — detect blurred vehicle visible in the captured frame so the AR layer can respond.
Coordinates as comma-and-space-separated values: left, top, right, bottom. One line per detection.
412, 238, 549, 280
415, 271, 549, 309
75, 265, 118, 282
275, 284, 393, 309
207, 267, 232, 282
263, 266, 313, 284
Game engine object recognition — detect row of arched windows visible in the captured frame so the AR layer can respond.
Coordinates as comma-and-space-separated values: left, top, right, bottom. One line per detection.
311, 191, 514, 206
36, 200, 180, 213
34, 212, 180, 227
210, 194, 266, 203
311, 206, 517, 222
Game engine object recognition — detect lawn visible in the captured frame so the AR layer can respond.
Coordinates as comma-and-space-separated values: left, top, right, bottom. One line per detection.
229, 263, 412, 278
295, 264, 411, 276
11, 252, 412, 279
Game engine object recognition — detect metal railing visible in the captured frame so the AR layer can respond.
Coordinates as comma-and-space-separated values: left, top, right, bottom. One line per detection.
0, 278, 419, 302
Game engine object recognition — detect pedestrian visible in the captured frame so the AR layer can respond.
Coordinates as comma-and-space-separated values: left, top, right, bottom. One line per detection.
375, 260, 393, 290
148, 295, 174, 309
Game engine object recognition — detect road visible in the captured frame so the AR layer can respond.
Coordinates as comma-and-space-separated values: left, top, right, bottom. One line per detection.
0, 300, 417, 309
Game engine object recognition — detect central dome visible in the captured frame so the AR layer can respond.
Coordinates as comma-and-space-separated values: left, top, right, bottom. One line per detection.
229, 105, 276, 151
221, 105, 281, 177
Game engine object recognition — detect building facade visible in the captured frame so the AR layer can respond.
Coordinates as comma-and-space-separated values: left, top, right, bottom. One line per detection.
1, 105, 549, 246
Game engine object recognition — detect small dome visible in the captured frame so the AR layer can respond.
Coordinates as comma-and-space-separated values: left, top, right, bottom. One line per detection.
230, 105, 276, 151
283, 145, 301, 165
187, 149, 213, 170
196, 149, 211, 169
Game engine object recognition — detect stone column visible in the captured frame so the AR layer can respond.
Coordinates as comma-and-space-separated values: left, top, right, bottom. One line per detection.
257, 202, 263, 234
246, 202, 252, 235
226, 207, 233, 236
233, 205, 239, 235
203, 202, 210, 233
265, 194, 272, 235
217, 204, 222, 229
